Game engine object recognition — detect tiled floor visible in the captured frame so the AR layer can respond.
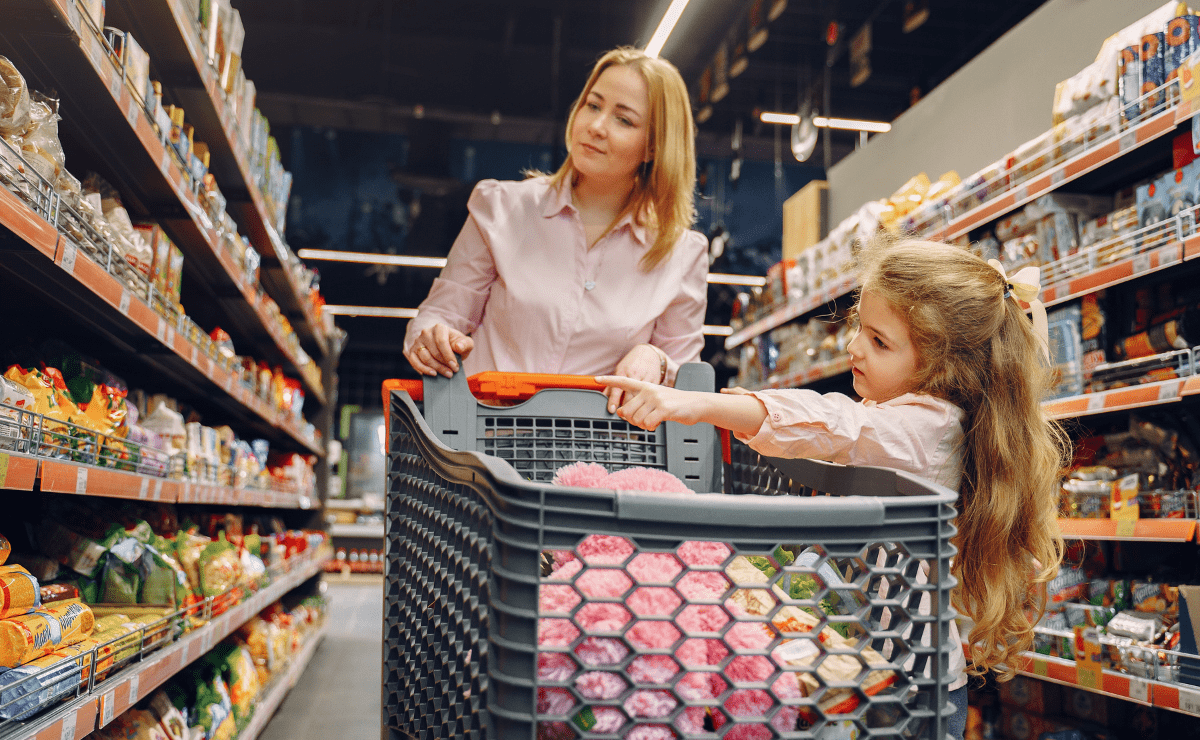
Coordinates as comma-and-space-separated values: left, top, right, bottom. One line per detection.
259, 580, 383, 740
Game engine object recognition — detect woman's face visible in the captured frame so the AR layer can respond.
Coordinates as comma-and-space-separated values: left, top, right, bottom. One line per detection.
570, 64, 651, 188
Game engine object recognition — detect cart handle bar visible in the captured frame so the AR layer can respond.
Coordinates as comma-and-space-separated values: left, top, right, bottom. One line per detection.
383, 372, 606, 405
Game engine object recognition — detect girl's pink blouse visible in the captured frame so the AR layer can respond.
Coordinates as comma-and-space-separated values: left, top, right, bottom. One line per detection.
738, 388, 970, 690
404, 177, 709, 377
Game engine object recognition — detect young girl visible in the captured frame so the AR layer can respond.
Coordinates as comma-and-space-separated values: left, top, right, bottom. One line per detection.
598, 238, 1069, 739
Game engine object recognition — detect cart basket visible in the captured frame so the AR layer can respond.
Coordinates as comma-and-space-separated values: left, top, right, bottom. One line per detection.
383, 369, 959, 740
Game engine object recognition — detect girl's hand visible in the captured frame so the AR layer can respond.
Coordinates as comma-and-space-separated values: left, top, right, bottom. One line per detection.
604, 344, 668, 413
405, 323, 475, 378
596, 376, 703, 431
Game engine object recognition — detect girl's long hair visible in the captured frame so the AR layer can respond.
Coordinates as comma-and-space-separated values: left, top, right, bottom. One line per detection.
857, 237, 1070, 681
544, 47, 697, 272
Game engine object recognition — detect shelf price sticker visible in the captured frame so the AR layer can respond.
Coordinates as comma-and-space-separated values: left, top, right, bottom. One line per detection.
1115, 519, 1137, 538
1181, 685, 1200, 714
1032, 658, 1048, 676
191, 345, 199, 366
1160, 241, 1183, 266
159, 148, 171, 177
156, 317, 167, 343
128, 673, 139, 704
1128, 675, 1150, 703
1159, 379, 1183, 401
1133, 252, 1152, 275
152, 479, 163, 501
1120, 130, 1139, 152
1051, 168, 1066, 187
127, 98, 139, 129
1073, 625, 1103, 689
59, 709, 77, 740
118, 289, 131, 316
60, 244, 77, 274
100, 689, 115, 726
1086, 393, 1106, 412
139, 476, 150, 500
1013, 184, 1029, 203
109, 72, 123, 102
64, 0, 80, 34
166, 325, 175, 348
75, 467, 88, 495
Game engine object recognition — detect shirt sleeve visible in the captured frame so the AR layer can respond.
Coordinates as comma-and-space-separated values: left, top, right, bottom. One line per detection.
403, 181, 501, 354
733, 389, 951, 477
649, 229, 708, 372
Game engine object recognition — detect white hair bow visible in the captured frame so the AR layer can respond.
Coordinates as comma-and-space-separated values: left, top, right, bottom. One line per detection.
988, 259, 1050, 363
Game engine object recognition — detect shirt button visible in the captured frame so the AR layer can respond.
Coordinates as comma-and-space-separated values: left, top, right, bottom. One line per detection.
772, 413, 781, 422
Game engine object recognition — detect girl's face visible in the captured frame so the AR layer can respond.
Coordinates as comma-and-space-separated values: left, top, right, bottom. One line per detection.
846, 290, 921, 403
570, 65, 651, 188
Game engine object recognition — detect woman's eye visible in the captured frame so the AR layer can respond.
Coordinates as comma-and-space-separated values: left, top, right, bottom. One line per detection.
618, 117, 632, 126
587, 102, 600, 111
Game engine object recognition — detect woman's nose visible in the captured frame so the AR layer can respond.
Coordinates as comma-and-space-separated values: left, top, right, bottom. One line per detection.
587, 114, 607, 137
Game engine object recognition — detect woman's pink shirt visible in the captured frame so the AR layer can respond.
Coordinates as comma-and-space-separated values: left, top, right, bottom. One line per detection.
404, 177, 709, 376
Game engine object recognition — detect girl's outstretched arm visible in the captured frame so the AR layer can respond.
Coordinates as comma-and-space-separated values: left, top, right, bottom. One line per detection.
595, 376, 768, 435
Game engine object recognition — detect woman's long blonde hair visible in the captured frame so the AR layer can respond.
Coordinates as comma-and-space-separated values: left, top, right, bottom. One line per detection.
546, 47, 697, 271
857, 237, 1070, 681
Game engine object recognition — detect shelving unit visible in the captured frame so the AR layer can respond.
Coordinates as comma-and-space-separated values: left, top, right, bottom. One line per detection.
0, 552, 328, 740
0, 2, 341, 737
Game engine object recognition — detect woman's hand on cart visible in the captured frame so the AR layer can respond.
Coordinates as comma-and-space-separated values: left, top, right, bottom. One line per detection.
405, 323, 475, 378
597, 376, 769, 435
603, 344, 671, 413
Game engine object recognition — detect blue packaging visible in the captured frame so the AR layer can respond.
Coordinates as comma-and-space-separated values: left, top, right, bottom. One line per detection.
1142, 32, 1167, 115
1047, 304, 1083, 399
1119, 45, 1142, 123
0, 655, 83, 720
1165, 15, 1200, 96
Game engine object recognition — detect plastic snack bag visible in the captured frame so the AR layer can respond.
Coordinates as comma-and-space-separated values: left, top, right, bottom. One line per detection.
198, 535, 240, 597
0, 56, 31, 137
0, 601, 94, 668
0, 564, 41, 619
0, 533, 9, 565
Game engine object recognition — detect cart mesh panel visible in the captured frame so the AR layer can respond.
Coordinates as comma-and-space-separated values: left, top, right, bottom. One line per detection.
480, 416, 666, 482
385, 419, 492, 739
387, 390, 957, 740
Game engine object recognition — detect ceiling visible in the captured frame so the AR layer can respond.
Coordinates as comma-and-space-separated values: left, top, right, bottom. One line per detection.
240, 0, 1050, 165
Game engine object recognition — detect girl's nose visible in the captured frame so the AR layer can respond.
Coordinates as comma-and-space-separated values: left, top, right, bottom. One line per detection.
846, 329, 863, 359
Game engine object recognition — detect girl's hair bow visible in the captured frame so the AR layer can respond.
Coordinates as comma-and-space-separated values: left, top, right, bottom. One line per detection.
987, 259, 1049, 363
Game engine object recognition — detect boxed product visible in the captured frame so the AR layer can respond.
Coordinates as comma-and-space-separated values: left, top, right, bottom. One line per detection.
1047, 304, 1084, 399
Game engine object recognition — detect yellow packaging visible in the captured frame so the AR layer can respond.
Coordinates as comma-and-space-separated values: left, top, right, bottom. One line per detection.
0, 601, 94, 668
0, 533, 9, 565
0, 564, 39, 619
1111, 473, 1139, 521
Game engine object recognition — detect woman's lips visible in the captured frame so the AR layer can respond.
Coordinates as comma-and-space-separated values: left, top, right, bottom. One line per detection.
580, 142, 605, 155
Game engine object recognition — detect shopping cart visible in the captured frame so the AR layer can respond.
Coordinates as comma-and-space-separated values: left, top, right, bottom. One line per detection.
383, 365, 959, 740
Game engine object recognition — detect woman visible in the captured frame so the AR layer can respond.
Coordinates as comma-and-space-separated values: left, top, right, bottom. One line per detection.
403, 47, 708, 412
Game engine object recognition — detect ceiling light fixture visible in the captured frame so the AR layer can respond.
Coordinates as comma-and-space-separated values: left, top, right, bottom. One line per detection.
703, 325, 734, 336
644, 0, 693, 58
322, 305, 419, 318
297, 248, 448, 268
707, 273, 768, 287
759, 111, 891, 133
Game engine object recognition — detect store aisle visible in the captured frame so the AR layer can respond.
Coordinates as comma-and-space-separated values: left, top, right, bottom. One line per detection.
260, 580, 384, 740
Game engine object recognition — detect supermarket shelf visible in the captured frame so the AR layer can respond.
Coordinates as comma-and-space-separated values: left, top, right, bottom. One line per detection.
1009, 650, 1200, 718
748, 355, 853, 391
928, 103, 1189, 242
236, 623, 328, 740
22, 456, 316, 508
324, 497, 384, 512
1057, 518, 1198, 543
0, 1, 325, 404
1042, 375, 1200, 420
103, 0, 331, 360
0, 175, 320, 455
725, 276, 856, 350
0, 452, 42, 492
1041, 237, 1196, 308
329, 523, 385, 538
2, 552, 328, 740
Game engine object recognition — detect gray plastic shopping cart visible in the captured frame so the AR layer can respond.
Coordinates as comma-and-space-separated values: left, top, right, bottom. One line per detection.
382, 364, 959, 739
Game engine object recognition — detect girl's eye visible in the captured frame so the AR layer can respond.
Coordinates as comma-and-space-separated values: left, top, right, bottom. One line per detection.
873, 336, 887, 349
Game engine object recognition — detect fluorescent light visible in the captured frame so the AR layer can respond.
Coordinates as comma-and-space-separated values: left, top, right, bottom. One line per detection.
815, 116, 891, 133
707, 273, 767, 287
297, 248, 448, 268
322, 305, 419, 318
703, 325, 734, 336
760, 112, 800, 125
758, 111, 891, 133
644, 0, 693, 58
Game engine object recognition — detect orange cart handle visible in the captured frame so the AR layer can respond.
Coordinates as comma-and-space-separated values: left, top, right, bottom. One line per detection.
383, 373, 606, 405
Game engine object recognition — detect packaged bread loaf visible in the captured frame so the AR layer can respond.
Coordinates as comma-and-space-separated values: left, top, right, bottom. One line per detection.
0, 564, 41, 619
0, 601, 94, 668
0, 56, 31, 137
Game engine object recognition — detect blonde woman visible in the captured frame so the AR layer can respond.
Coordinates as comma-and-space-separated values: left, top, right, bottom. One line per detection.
600, 238, 1071, 739
405, 47, 707, 411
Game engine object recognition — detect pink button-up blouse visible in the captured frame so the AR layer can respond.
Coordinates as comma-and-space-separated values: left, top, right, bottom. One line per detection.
404, 177, 709, 377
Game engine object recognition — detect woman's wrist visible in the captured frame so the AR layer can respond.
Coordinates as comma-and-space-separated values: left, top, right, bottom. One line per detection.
637, 343, 669, 384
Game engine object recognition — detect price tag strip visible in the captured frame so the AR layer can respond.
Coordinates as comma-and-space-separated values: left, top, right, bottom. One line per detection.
1180, 685, 1200, 715
100, 689, 115, 727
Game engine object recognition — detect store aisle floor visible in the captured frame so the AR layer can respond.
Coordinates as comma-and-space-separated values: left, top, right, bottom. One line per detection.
260, 579, 383, 740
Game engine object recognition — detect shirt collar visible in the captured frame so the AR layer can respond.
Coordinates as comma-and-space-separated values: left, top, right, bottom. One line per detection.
541, 178, 650, 247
